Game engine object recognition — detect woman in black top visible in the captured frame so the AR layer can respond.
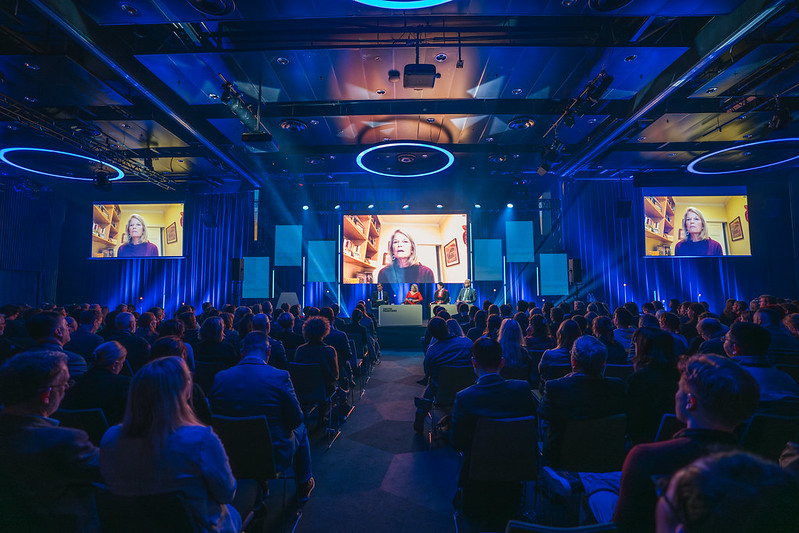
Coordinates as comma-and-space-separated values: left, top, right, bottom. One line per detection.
194, 317, 239, 368
295, 316, 339, 396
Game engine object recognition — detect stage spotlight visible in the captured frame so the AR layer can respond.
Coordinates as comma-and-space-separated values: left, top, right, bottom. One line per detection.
302, 205, 309, 211
436, 204, 443, 209
474, 204, 481, 209
507, 203, 514, 208
334, 204, 341, 210
368, 204, 375, 209
402, 204, 410, 209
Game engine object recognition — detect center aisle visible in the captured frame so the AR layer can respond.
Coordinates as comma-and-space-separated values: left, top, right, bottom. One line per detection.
296, 349, 460, 533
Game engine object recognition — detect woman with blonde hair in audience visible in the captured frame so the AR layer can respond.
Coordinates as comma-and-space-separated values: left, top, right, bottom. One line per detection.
100, 356, 240, 532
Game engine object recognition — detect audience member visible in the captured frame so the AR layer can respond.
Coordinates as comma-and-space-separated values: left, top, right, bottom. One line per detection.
655, 451, 799, 533
64, 309, 104, 361
466, 310, 487, 342
252, 313, 287, 369
26, 311, 87, 378
61, 341, 131, 425
659, 312, 688, 356
525, 314, 556, 351
592, 316, 628, 365
194, 316, 239, 369
294, 317, 339, 397
538, 319, 581, 386
134, 312, 159, 345
539, 336, 625, 467
612, 307, 635, 354
108, 312, 150, 373
613, 354, 760, 532
100, 357, 240, 531
149, 335, 211, 424
318, 307, 353, 388
0, 351, 100, 531
754, 307, 799, 354
413, 317, 473, 434
210, 333, 315, 502
627, 328, 679, 445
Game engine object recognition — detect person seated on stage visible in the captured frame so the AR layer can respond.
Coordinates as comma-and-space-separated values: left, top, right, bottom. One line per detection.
413, 317, 474, 434
611, 355, 759, 532
655, 451, 799, 533
404, 284, 424, 305
370, 283, 392, 312
0, 351, 100, 531
434, 282, 450, 305
210, 333, 315, 503
377, 229, 435, 285
723, 321, 799, 412
455, 279, 477, 306
61, 341, 131, 426
538, 335, 625, 467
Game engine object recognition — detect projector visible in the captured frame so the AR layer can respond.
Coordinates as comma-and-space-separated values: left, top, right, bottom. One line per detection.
241, 131, 278, 153
403, 64, 440, 89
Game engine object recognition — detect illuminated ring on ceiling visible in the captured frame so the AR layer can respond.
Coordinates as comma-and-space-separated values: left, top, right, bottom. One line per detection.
353, 0, 454, 9
686, 138, 799, 175
0, 147, 125, 181
356, 142, 455, 177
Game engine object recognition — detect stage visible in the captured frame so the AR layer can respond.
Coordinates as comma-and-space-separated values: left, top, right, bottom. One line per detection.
377, 325, 427, 351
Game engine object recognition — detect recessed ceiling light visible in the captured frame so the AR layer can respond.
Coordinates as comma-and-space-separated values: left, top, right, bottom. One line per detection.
397, 153, 416, 164
120, 3, 139, 16
485, 137, 494, 143
421, 153, 429, 158
280, 119, 308, 132
368, 204, 375, 209
474, 203, 481, 208
705, 87, 718, 93
208, 93, 219, 100
426, 117, 436, 123
435, 53, 447, 62
402, 204, 409, 209
512, 88, 523, 95
376, 89, 386, 95
334, 204, 341, 209
310, 119, 319, 125
508, 117, 535, 129
276, 57, 289, 65
302, 205, 309, 210
24, 96, 37, 103
513, 154, 520, 158
329, 155, 336, 160
436, 204, 443, 208
624, 54, 638, 62
24, 62, 39, 71
638, 136, 646, 142
507, 203, 514, 208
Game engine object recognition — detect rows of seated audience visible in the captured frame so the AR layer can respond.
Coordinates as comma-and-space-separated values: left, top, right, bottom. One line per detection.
1, 293, 799, 532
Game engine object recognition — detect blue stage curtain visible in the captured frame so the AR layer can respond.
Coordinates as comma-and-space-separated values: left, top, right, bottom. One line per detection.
561, 179, 797, 311
60, 192, 253, 315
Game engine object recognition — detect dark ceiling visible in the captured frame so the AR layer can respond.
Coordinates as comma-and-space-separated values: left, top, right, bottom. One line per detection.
0, 0, 798, 203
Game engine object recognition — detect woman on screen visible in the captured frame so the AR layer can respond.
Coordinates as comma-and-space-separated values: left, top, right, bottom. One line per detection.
377, 229, 435, 284
117, 214, 159, 258
673, 207, 723, 256
404, 284, 424, 305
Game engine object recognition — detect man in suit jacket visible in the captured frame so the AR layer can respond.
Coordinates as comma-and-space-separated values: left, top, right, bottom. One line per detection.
0, 351, 100, 531
370, 283, 392, 314
210, 332, 315, 500
451, 337, 537, 454
319, 307, 354, 389
108, 312, 150, 373
538, 335, 626, 466
455, 279, 477, 306
61, 341, 131, 425
64, 309, 104, 362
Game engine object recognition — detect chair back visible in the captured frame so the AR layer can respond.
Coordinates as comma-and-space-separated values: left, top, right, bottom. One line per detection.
543, 365, 571, 382
349, 339, 361, 361
603, 364, 634, 381
288, 362, 327, 403
654, 413, 686, 442
500, 365, 530, 383
505, 520, 617, 532
211, 414, 277, 481
435, 365, 476, 407
95, 488, 194, 533
776, 364, 799, 386
193, 360, 226, 393
469, 416, 538, 482
739, 414, 799, 462
558, 414, 628, 472
52, 408, 109, 446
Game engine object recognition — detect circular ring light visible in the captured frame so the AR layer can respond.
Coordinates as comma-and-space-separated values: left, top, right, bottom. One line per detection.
0, 147, 125, 181
356, 142, 454, 177
353, 0, 453, 9
686, 138, 799, 175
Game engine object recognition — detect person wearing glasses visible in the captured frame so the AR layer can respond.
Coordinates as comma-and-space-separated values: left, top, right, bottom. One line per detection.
0, 351, 101, 531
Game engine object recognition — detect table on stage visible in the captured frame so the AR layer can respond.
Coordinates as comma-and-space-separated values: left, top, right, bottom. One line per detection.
379, 304, 423, 326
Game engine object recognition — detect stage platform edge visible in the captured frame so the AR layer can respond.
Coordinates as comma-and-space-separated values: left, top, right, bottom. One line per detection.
377, 325, 426, 351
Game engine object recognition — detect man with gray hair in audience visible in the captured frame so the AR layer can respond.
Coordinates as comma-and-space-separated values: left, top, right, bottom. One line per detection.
0, 351, 100, 530
108, 311, 150, 373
